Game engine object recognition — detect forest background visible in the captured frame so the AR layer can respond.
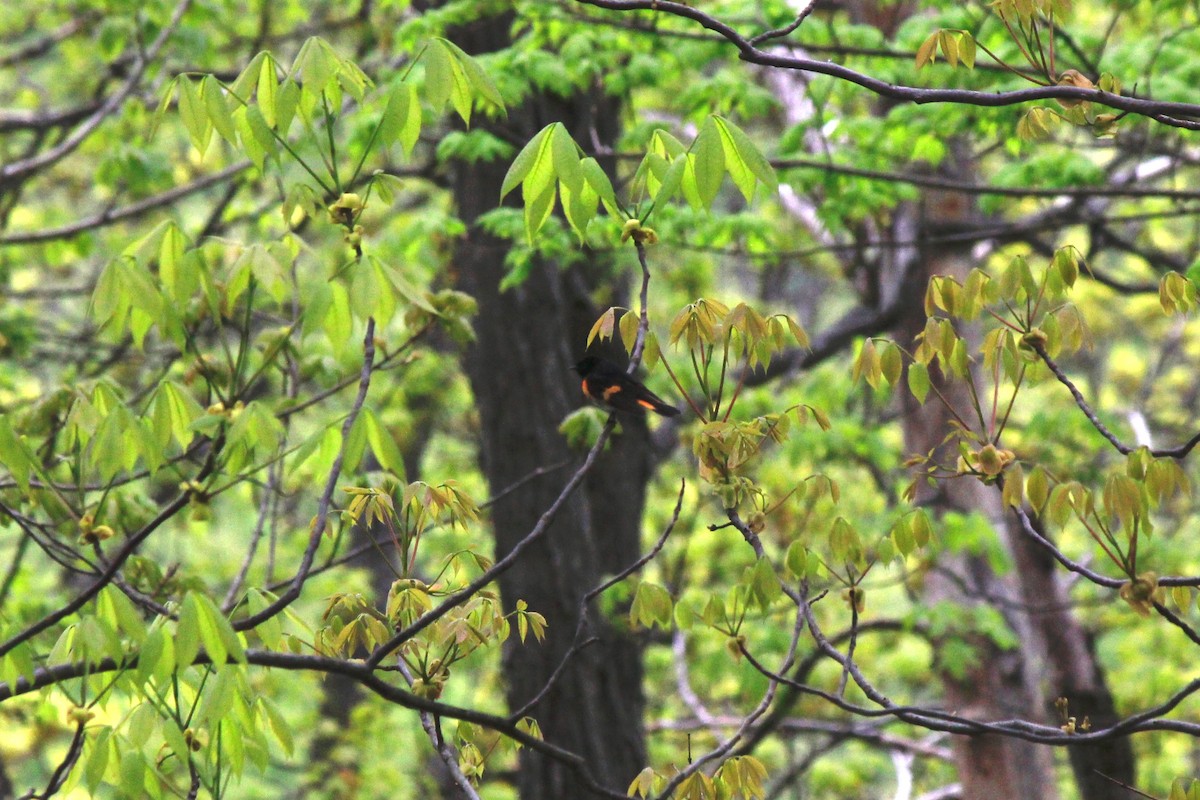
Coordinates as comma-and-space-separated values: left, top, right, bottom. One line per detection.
4, 0, 1200, 799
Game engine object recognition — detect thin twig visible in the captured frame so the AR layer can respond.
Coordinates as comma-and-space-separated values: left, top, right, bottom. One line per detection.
1031, 340, 1200, 458
20, 721, 87, 799
397, 661, 482, 800
748, 1, 817, 47
222, 459, 282, 612
0, 0, 195, 187
509, 479, 686, 721
234, 317, 377, 631
0, 162, 250, 245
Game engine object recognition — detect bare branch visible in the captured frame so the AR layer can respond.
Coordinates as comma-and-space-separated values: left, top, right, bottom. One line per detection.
2, 649, 632, 800
397, 661, 483, 800
573, 0, 1200, 129
234, 317, 377, 631
0, 0, 195, 189
1030, 339, 1200, 458
0, 162, 250, 245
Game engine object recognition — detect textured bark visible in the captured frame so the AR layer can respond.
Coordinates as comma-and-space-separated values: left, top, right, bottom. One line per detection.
442, 13, 651, 800
1009, 513, 1136, 797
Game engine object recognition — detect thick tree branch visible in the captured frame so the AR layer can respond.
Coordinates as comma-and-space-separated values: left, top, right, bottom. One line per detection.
0, 649, 630, 800
574, 0, 1200, 129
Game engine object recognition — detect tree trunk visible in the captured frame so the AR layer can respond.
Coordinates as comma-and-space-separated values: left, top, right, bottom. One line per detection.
898, 161, 1059, 800
1009, 513, 1136, 797
443, 13, 651, 800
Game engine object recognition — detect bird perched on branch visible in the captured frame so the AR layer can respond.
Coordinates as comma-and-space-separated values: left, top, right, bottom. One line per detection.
573, 356, 681, 417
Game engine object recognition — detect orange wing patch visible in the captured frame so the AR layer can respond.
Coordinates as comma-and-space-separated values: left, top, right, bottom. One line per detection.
602, 384, 623, 401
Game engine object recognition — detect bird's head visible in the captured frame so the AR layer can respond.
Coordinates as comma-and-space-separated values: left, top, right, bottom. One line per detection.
572, 356, 601, 375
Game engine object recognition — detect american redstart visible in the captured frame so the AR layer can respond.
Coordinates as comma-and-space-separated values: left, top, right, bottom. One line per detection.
573, 356, 681, 417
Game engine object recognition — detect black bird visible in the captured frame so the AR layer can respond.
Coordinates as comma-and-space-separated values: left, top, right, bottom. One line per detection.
573, 356, 681, 417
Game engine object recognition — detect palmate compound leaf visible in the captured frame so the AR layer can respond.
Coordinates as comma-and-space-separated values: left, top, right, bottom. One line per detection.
630, 582, 673, 630
499, 123, 610, 242
713, 116, 777, 202
427, 37, 506, 125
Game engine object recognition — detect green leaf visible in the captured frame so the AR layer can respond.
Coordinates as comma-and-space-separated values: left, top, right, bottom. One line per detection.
254, 53, 279, 124
379, 82, 420, 156
784, 541, 809, 578
580, 157, 619, 218
0, 417, 35, 493
197, 666, 239, 726
428, 40, 475, 124
177, 77, 212, 153
959, 32, 977, 68
880, 342, 902, 386
157, 222, 189, 301
908, 361, 931, 403
364, 408, 406, 479
198, 591, 247, 664
713, 116, 776, 201
435, 37, 505, 112
618, 310, 639, 354
551, 123, 583, 194
201, 75, 238, 146
160, 719, 189, 763
653, 154, 687, 203
137, 626, 165, 684
424, 39, 454, 113
915, 31, 938, 68
1027, 466, 1049, 512
748, 557, 781, 611
293, 36, 335, 94
235, 107, 267, 169
561, 175, 599, 242
149, 76, 179, 139
230, 50, 268, 100
84, 727, 112, 792
275, 79, 300, 134
524, 181, 557, 243
1002, 462, 1024, 508
500, 124, 552, 200
692, 116, 725, 208
117, 748, 145, 796
259, 697, 295, 756
630, 582, 673, 629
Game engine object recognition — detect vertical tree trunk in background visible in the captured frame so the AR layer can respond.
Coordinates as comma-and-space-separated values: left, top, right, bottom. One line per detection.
898, 163, 1059, 800
442, 13, 650, 800
834, 3, 1133, 793
1010, 514, 1136, 797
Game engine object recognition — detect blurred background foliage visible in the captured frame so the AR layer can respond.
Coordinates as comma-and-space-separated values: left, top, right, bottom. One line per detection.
4, 0, 1200, 798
